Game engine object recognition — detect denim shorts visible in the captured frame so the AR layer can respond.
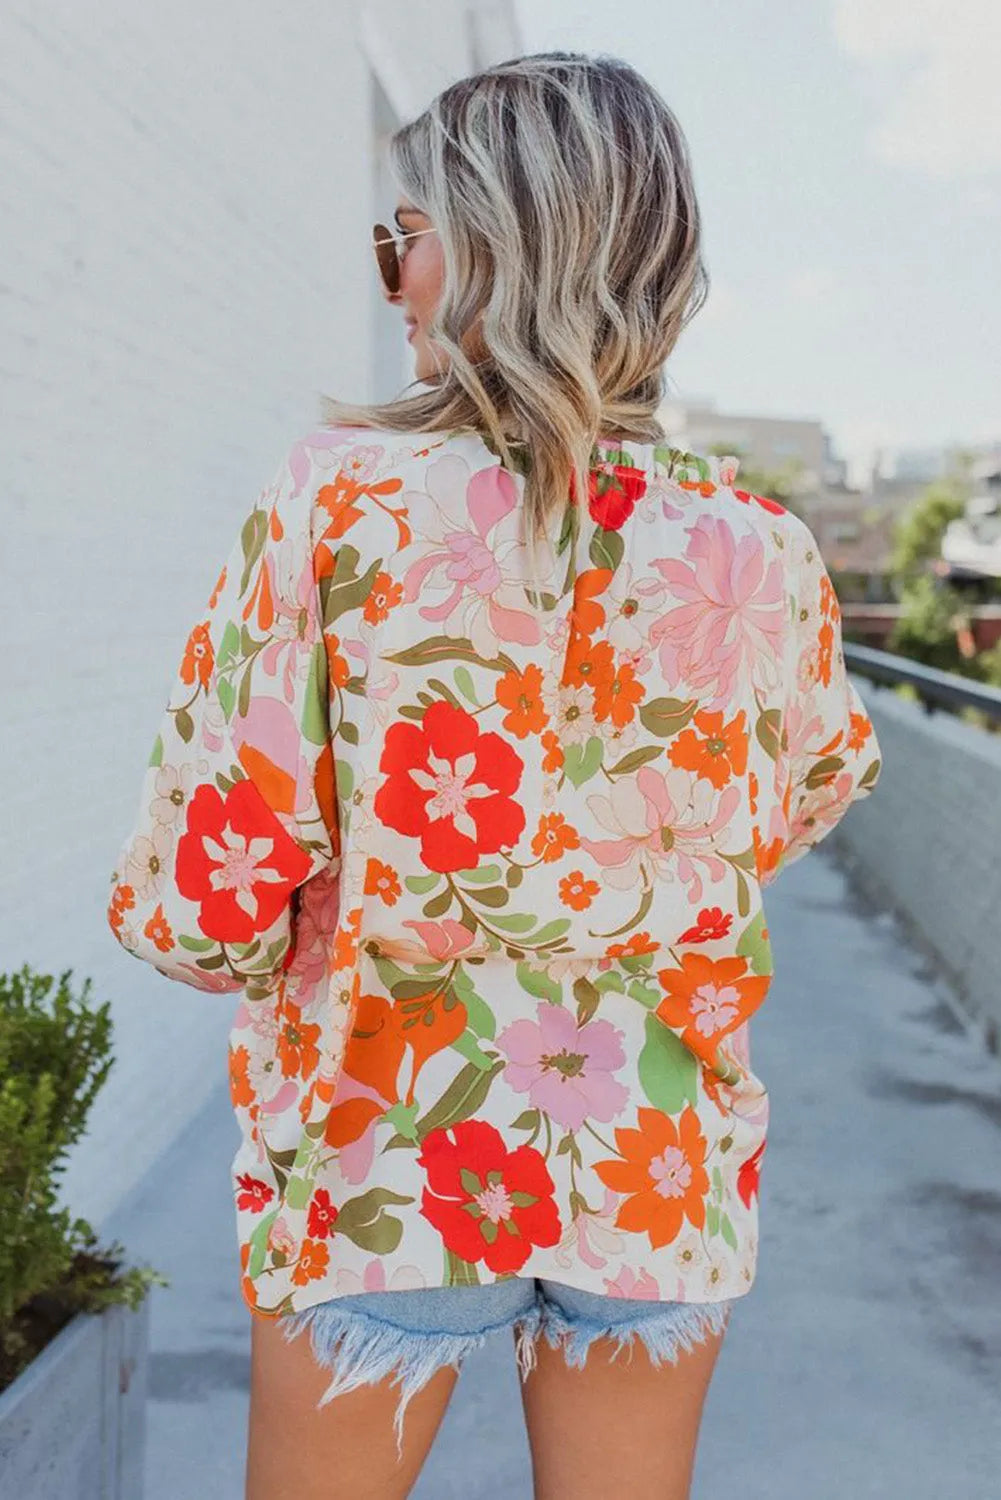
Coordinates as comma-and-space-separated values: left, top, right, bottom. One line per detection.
278, 1278, 737, 1448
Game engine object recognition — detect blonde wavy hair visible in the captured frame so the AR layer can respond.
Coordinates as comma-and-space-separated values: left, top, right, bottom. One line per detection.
318, 50, 709, 544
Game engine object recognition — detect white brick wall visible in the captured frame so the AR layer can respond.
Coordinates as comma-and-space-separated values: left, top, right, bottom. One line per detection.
0, 0, 519, 1228
832, 676, 1001, 1055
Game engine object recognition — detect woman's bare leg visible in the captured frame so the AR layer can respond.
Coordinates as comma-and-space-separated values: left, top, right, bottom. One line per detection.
245, 1313, 458, 1500
517, 1319, 728, 1500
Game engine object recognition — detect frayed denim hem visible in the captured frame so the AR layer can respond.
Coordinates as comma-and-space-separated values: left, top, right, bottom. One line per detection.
278, 1298, 544, 1456
538, 1296, 735, 1372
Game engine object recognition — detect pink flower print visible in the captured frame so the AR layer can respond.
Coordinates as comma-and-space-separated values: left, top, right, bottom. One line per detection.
650, 514, 785, 712
334, 1260, 427, 1296
496, 1002, 629, 1131
339, 444, 385, 484
583, 765, 740, 902
603, 565, 668, 657
401, 455, 543, 659
259, 536, 319, 705
555, 1188, 624, 1271
603, 1265, 661, 1299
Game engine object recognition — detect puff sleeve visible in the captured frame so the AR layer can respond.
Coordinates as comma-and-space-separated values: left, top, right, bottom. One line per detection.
767, 514, 882, 883
106, 437, 340, 1001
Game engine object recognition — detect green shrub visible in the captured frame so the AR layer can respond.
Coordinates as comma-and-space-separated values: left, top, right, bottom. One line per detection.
0, 965, 167, 1392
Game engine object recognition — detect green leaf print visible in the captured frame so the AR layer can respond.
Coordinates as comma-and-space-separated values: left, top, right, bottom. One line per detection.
606, 745, 663, 777
720, 1213, 738, 1251
239, 507, 269, 596
445, 1249, 481, 1287
573, 977, 600, 1024
384, 635, 516, 674
382, 1101, 420, 1142
247, 1209, 280, 1279
216, 674, 236, 722
283, 1175, 313, 1212
638, 697, 697, 738
405, 872, 441, 895
148, 733, 163, 769
755, 706, 783, 762
589, 526, 625, 572
457, 864, 503, 885
174, 706, 194, 744
736, 910, 774, 977
563, 736, 603, 787
453, 665, 480, 705
516, 962, 562, 1004
335, 1187, 414, 1255
300, 641, 329, 746
413, 1058, 505, 1140
803, 754, 845, 792
637, 1013, 699, 1114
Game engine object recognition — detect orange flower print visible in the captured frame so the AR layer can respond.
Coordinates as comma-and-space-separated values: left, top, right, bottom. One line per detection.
325, 633, 351, 690
655, 953, 771, 1065
606, 932, 658, 959
594, 1106, 709, 1248
143, 902, 173, 953
568, 568, 612, 636
363, 570, 403, 625
559, 870, 600, 911
541, 730, 564, 773
365, 857, 401, 906
276, 999, 321, 1080
107, 882, 135, 932
180, 620, 214, 690
677, 906, 734, 944
592, 661, 644, 728
496, 663, 547, 739
207, 563, 227, 610
229, 1043, 255, 1109
668, 709, 748, 789
331, 907, 362, 971
532, 813, 580, 863
292, 1237, 330, 1286
562, 633, 614, 694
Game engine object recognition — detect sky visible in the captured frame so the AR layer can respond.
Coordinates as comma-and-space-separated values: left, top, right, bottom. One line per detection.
514, 0, 1001, 482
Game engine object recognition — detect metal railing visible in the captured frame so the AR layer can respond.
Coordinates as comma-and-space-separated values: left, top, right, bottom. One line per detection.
843, 641, 1001, 724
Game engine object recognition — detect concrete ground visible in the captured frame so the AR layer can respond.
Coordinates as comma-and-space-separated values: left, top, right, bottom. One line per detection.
102, 845, 1001, 1499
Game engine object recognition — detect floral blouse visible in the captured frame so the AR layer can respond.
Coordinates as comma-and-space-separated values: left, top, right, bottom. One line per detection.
107, 425, 882, 1318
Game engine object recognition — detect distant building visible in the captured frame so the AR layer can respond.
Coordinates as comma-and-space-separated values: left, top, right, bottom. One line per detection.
659, 397, 846, 491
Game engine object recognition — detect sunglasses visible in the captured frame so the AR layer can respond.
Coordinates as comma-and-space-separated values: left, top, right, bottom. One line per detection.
372, 221, 438, 295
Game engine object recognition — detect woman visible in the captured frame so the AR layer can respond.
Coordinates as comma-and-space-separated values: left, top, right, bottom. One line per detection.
107, 51, 883, 1500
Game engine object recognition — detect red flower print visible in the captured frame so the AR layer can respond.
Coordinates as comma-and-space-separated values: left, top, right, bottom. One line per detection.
306, 1187, 339, 1240
235, 1173, 274, 1213
418, 1120, 561, 1274
572, 463, 648, 532
175, 779, 312, 944
677, 907, 734, 944
737, 1139, 766, 1208
374, 701, 525, 873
